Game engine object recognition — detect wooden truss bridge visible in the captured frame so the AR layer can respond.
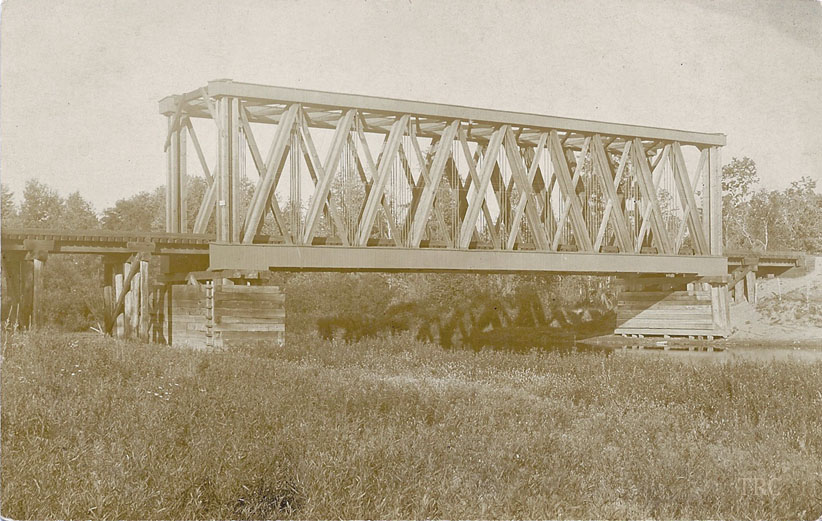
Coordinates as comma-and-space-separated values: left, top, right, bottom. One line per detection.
0, 80, 804, 342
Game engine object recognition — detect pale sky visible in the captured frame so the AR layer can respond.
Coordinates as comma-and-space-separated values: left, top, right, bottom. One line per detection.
1, 0, 820, 211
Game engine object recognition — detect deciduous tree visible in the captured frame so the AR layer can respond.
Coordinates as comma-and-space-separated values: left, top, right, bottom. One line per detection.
1, 183, 19, 227
19, 179, 64, 228
101, 188, 165, 232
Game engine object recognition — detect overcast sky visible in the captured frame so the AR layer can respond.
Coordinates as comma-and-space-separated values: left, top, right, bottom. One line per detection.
1, 0, 820, 211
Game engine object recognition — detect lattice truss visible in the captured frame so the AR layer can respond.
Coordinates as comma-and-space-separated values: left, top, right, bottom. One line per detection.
162, 82, 722, 255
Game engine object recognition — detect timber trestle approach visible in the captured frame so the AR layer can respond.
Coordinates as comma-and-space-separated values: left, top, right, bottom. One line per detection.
1, 80, 803, 342
0, 228, 287, 346
1, 229, 209, 337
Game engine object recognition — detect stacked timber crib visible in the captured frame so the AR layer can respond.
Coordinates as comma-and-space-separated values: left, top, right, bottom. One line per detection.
615, 276, 730, 338
154, 281, 285, 348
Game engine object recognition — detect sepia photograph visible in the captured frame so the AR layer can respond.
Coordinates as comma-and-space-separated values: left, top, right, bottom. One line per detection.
1, 0, 821, 519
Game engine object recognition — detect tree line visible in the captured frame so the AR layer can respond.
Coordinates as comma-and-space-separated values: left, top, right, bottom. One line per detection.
3, 180, 166, 232
722, 157, 822, 253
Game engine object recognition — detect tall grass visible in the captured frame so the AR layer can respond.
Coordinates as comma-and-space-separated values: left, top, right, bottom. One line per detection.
2, 331, 821, 519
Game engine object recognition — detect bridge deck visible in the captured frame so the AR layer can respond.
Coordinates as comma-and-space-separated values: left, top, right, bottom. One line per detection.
2, 229, 802, 278
726, 250, 804, 275
1, 229, 211, 256
209, 243, 728, 276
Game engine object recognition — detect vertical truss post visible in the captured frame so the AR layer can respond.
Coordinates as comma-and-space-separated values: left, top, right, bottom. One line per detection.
216, 97, 236, 242
166, 116, 173, 232
708, 146, 723, 256
179, 124, 187, 233
230, 98, 241, 242
217, 97, 229, 241
166, 115, 184, 233
215, 96, 243, 242
704, 145, 728, 336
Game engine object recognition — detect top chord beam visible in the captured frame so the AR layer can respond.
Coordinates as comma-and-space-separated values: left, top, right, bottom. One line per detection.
160, 79, 726, 147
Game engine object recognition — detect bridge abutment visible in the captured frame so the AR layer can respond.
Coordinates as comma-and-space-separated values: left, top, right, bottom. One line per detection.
615, 276, 731, 338
154, 270, 285, 348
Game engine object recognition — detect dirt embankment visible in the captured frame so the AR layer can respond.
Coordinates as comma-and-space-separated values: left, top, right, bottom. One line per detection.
730, 256, 822, 343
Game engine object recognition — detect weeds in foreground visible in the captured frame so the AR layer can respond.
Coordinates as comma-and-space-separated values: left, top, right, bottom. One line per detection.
2, 331, 821, 519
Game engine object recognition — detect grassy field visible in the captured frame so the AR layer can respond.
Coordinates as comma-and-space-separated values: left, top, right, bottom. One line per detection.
2, 331, 821, 520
